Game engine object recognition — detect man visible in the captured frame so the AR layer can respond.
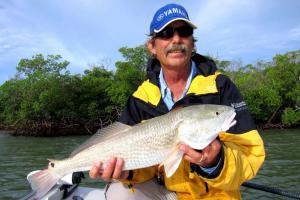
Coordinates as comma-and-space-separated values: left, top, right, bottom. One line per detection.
90, 3, 265, 199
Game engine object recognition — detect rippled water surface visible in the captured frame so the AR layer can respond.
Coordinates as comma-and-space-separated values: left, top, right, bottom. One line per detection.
0, 129, 299, 199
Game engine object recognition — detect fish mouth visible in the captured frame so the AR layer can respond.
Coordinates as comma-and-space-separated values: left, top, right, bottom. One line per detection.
221, 111, 236, 132
229, 112, 237, 127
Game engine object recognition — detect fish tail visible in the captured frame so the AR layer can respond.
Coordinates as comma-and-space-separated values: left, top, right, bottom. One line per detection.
27, 169, 60, 199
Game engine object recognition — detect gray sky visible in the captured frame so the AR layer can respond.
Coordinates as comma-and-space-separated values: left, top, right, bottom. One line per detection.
0, 0, 300, 84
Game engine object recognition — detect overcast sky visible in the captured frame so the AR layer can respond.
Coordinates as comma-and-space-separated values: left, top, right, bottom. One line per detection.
0, 0, 299, 84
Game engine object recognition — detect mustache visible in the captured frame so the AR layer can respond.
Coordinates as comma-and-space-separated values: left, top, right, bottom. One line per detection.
164, 44, 187, 54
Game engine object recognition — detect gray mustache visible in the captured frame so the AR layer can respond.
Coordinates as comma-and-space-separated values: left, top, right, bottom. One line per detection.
164, 44, 187, 54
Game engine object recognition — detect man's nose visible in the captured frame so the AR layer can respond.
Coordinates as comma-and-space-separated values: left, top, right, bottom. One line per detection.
171, 31, 181, 43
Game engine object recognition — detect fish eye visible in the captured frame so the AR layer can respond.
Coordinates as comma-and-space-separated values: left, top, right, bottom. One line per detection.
50, 162, 55, 167
216, 112, 219, 116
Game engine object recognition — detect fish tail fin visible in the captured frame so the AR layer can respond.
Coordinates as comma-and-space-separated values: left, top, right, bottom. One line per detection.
27, 169, 60, 199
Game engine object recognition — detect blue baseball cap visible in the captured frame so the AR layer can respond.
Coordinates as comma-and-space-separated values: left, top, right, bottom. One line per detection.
150, 3, 197, 35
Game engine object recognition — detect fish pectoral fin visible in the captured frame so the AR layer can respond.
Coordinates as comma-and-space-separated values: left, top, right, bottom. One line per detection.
160, 147, 184, 178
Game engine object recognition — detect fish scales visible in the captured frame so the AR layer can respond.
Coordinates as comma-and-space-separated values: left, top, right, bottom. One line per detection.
59, 112, 180, 175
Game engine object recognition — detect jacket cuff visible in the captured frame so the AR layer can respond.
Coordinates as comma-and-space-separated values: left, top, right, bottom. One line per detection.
190, 145, 224, 179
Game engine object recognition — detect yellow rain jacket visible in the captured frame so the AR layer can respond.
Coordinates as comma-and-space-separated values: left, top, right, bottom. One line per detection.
119, 54, 265, 199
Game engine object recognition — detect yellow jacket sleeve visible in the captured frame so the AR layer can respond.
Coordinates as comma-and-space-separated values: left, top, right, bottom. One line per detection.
120, 165, 157, 184
202, 130, 265, 190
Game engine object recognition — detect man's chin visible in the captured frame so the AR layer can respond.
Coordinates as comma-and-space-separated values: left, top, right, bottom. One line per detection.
167, 59, 189, 68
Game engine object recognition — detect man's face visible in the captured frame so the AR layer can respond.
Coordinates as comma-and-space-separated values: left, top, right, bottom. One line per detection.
148, 21, 194, 70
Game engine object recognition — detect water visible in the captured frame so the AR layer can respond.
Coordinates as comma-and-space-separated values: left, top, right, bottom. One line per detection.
0, 129, 299, 199
241, 129, 300, 199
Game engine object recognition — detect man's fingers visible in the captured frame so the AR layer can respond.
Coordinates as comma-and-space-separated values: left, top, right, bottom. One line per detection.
183, 153, 205, 165
183, 154, 194, 163
89, 161, 102, 179
180, 144, 202, 160
101, 157, 117, 181
180, 144, 213, 166
112, 158, 124, 179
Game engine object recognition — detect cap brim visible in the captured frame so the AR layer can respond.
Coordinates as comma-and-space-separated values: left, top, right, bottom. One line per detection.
153, 18, 197, 33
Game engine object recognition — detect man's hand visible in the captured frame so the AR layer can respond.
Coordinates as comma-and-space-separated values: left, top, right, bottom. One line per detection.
179, 139, 222, 167
89, 157, 129, 181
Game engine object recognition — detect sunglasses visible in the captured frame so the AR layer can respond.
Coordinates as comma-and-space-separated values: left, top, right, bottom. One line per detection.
154, 25, 193, 39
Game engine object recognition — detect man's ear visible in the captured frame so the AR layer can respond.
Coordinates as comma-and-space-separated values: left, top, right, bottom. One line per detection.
147, 40, 156, 55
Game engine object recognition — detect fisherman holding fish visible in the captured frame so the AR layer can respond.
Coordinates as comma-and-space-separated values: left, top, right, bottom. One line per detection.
73, 3, 265, 200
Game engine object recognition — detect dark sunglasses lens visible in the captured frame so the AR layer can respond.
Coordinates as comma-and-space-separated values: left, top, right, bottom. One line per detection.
155, 26, 193, 39
177, 26, 193, 37
156, 27, 174, 38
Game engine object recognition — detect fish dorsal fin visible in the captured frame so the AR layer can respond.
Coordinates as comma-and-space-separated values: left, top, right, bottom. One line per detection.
160, 145, 184, 178
70, 122, 132, 157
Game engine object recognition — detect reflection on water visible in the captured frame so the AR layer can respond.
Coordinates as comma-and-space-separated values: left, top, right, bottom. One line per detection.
0, 129, 299, 199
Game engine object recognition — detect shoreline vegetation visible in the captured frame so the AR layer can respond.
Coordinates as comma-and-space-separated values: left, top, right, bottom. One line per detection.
0, 46, 299, 136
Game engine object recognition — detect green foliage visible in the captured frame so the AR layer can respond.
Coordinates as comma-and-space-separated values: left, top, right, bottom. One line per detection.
0, 48, 148, 135
80, 65, 114, 121
281, 107, 300, 126
229, 65, 281, 122
0, 54, 79, 134
225, 50, 300, 125
16, 54, 69, 76
265, 51, 300, 106
0, 79, 24, 125
0, 48, 299, 135
214, 59, 231, 73
108, 45, 148, 109
243, 86, 281, 121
